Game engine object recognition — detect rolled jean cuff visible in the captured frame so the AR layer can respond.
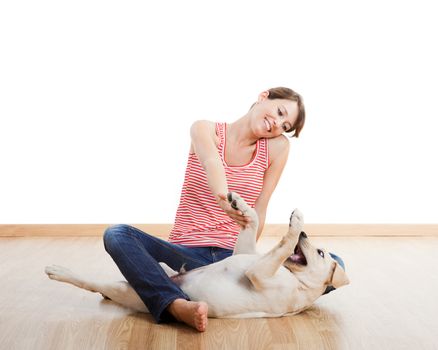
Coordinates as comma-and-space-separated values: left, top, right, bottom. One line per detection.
155, 294, 191, 323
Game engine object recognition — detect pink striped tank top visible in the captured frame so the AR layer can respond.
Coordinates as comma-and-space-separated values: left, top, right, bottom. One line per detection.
168, 122, 269, 249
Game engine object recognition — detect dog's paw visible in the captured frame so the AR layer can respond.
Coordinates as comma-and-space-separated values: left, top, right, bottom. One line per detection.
45, 265, 76, 283
289, 209, 304, 232
227, 192, 250, 214
227, 192, 258, 227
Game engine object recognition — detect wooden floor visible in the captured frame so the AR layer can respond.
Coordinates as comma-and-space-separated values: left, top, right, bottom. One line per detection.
1, 235, 438, 350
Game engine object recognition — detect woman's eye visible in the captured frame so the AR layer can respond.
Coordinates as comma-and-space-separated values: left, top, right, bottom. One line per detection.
277, 108, 283, 116
317, 249, 325, 258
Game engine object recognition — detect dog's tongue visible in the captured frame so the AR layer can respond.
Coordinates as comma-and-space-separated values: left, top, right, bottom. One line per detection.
291, 244, 306, 265
290, 254, 306, 264
287, 244, 307, 265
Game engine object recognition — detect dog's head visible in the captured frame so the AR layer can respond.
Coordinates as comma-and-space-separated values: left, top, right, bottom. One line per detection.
283, 231, 350, 293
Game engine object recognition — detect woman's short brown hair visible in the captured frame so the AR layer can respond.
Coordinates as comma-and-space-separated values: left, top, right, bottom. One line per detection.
267, 87, 305, 138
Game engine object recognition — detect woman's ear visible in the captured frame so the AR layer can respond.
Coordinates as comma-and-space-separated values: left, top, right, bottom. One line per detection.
258, 91, 270, 102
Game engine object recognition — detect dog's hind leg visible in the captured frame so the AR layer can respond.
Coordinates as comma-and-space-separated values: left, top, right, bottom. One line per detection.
245, 209, 304, 289
45, 265, 148, 313
227, 192, 259, 255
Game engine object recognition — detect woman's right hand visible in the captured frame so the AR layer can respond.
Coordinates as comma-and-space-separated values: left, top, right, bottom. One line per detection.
217, 193, 251, 229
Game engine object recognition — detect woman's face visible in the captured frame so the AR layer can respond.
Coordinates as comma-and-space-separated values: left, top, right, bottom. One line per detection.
250, 94, 299, 138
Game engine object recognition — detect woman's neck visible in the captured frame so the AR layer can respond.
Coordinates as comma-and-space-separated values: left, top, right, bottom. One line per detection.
227, 115, 258, 147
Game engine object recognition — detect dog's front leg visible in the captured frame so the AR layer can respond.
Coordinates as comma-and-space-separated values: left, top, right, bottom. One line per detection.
227, 192, 259, 255
245, 209, 303, 290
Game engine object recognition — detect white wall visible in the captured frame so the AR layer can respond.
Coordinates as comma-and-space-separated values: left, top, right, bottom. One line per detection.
1, 1, 437, 224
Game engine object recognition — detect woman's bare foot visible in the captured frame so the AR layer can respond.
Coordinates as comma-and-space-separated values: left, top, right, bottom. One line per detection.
167, 299, 208, 332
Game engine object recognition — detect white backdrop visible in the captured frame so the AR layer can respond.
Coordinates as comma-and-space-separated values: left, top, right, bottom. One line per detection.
1, 1, 437, 224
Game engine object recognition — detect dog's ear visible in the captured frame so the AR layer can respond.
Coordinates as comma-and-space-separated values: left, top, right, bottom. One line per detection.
330, 262, 350, 288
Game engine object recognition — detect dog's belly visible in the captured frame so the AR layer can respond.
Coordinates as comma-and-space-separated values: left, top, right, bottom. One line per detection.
177, 254, 297, 318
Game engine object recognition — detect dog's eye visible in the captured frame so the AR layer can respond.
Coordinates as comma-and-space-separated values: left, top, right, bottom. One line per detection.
317, 249, 325, 258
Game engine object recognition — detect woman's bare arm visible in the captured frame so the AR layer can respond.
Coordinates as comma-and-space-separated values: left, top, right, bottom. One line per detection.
254, 135, 290, 240
190, 120, 249, 227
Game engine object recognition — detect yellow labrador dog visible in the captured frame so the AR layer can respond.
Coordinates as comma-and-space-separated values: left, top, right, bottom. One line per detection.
45, 192, 349, 318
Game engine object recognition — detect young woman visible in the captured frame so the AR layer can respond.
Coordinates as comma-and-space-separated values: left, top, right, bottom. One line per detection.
103, 87, 305, 332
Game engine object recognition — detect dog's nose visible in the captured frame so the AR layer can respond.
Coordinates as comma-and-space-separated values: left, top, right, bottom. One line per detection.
300, 231, 307, 239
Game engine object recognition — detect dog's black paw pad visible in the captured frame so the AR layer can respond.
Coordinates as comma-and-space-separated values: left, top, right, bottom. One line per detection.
231, 200, 238, 210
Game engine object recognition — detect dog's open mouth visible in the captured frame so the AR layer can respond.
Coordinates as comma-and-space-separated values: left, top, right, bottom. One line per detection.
288, 244, 307, 266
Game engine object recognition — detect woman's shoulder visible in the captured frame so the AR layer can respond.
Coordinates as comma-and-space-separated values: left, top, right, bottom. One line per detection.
190, 120, 219, 137
190, 120, 221, 150
267, 134, 290, 165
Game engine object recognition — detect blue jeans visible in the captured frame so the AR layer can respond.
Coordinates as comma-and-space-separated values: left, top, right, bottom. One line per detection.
103, 224, 233, 323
